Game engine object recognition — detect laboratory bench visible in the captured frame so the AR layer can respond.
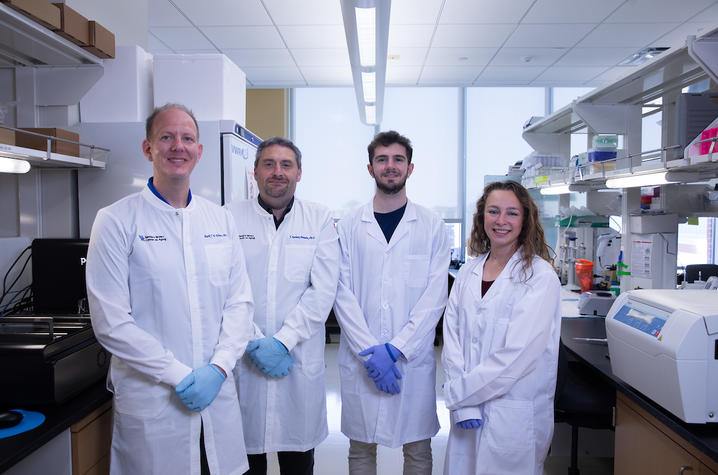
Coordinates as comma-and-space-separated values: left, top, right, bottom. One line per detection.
562, 316, 718, 474
0, 381, 112, 475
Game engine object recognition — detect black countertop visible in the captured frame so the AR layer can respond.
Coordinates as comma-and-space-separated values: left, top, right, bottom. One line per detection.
562, 316, 718, 462
0, 381, 111, 473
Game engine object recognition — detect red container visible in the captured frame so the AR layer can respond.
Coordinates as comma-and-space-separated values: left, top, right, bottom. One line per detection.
700, 127, 718, 155
575, 259, 594, 293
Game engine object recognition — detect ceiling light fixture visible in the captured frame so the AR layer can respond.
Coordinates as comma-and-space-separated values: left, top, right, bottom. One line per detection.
539, 183, 596, 195
341, 0, 391, 126
619, 47, 670, 66
604, 170, 704, 188
0, 156, 30, 174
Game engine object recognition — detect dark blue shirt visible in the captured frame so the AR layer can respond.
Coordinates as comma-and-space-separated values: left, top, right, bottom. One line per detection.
374, 203, 407, 243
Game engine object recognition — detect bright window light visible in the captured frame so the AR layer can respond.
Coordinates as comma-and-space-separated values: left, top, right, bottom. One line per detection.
540, 184, 572, 195
365, 105, 376, 125
0, 156, 31, 173
355, 7, 375, 67
605, 172, 669, 188
361, 71, 376, 103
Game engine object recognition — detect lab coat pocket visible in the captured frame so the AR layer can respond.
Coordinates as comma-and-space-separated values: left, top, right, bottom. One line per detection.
404, 254, 429, 288
112, 365, 170, 418
284, 244, 314, 283
205, 242, 232, 287
486, 399, 534, 453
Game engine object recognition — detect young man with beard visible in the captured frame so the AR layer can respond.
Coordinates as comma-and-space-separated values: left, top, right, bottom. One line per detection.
333, 130, 450, 474
227, 137, 340, 475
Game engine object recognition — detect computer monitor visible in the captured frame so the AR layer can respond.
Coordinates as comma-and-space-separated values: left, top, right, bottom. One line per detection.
31, 238, 89, 314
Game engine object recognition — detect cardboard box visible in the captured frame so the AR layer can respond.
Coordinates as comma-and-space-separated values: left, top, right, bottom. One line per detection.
84, 20, 115, 59
51, 3, 89, 46
2, 0, 61, 29
16, 127, 80, 157
0, 127, 14, 145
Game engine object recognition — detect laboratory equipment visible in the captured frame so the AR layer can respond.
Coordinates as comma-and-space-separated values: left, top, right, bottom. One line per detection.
595, 230, 621, 272
578, 290, 616, 316
605, 289, 718, 423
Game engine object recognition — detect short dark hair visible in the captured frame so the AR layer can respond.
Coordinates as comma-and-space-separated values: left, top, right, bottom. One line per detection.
367, 130, 413, 164
254, 137, 302, 169
145, 103, 199, 140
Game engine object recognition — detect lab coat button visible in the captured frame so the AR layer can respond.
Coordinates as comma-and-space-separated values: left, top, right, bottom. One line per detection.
472, 337, 478, 343
382, 303, 388, 309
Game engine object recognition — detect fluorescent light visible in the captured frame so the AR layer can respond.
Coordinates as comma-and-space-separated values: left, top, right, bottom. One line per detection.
365, 105, 376, 125
361, 71, 376, 102
0, 156, 30, 173
540, 184, 572, 195
605, 172, 669, 188
355, 7, 375, 67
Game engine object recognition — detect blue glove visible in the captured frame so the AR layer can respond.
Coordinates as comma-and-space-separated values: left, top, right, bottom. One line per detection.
247, 337, 289, 374
176, 364, 226, 412
457, 419, 483, 430
374, 363, 402, 395
359, 343, 401, 380
266, 352, 294, 378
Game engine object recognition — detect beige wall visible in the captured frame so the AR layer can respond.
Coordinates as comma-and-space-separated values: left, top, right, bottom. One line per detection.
246, 89, 289, 141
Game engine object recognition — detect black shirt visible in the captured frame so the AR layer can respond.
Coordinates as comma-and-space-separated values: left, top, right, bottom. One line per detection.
258, 195, 294, 229
374, 203, 407, 243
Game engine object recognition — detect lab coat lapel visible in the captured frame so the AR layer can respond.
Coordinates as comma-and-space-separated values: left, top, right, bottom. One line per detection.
361, 202, 386, 246
467, 254, 488, 302
385, 200, 415, 252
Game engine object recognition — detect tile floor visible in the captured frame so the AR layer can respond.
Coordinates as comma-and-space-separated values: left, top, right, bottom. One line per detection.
264, 343, 613, 475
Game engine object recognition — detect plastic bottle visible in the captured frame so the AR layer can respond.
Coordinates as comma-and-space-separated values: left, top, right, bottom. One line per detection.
614, 250, 630, 296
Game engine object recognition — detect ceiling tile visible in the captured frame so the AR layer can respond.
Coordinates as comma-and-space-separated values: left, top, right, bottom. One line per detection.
505, 24, 596, 48
476, 65, 545, 83
605, 0, 716, 23
201, 26, 285, 49
578, 23, 679, 48
522, 0, 624, 23
301, 66, 353, 85
433, 24, 517, 48
263, 0, 342, 25
555, 47, 638, 66
150, 27, 216, 51
279, 25, 346, 49
147, 32, 173, 54
388, 25, 436, 48
149, 0, 192, 28
242, 66, 305, 84
490, 47, 567, 66
172, 0, 271, 26
385, 47, 429, 66
223, 48, 294, 68
652, 22, 717, 49
390, 0, 444, 25
441, 0, 534, 24
292, 49, 350, 67
534, 65, 609, 83
425, 47, 497, 66
419, 66, 483, 84
385, 66, 422, 85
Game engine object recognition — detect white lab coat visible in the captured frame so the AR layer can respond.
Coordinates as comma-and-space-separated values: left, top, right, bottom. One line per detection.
86, 186, 254, 475
333, 199, 449, 448
228, 198, 339, 453
441, 250, 561, 475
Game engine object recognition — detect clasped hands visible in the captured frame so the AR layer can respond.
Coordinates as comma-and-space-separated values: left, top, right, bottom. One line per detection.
359, 343, 402, 395
246, 337, 293, 378
176, 364, 226, 412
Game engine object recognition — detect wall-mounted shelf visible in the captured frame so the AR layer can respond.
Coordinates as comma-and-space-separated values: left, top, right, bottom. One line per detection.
0, 142, 106, 169
0, 3, 101, 67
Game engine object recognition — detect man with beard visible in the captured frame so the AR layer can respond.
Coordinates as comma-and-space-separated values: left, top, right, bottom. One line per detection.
227, 137, 339, 475
333, 130, 449, 474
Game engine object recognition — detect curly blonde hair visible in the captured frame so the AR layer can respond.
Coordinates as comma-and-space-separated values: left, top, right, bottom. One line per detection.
468, 180, 554, 280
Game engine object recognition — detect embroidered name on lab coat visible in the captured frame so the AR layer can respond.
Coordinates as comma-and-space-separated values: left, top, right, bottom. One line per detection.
238, 234, 256, 239
204, 233, 228, 238
289, 235, 315, 240
138, 234, 166, 242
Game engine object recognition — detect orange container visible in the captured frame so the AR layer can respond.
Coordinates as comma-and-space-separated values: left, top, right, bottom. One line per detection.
575, 259, 594, 293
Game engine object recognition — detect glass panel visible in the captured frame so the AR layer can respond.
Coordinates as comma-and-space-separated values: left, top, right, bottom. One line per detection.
293, 88, 376, 218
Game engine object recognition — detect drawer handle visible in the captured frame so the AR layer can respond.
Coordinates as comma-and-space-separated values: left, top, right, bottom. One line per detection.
679, 466, 693, 474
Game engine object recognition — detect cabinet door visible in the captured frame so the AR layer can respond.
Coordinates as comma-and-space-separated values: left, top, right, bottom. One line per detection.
615, 398, 701, 475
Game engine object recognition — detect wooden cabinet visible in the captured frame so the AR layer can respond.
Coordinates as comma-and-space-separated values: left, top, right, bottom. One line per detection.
615, 393, 718, 475
71, 401, 112, 475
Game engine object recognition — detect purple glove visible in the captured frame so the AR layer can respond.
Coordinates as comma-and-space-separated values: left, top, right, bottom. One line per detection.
374, 363, 402, 395
457, 419, 482, 430
359, 343, 401, 380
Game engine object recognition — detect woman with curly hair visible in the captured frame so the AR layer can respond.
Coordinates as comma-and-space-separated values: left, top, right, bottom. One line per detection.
441, 180, 561, 474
